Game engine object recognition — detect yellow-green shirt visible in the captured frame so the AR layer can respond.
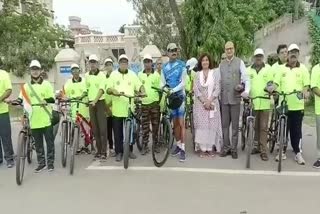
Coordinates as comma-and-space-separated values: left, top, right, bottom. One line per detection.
104, 71, 113, 107
311, 64, 320, 115
271, 62, 285, 92
107, 70, 142, 117
19, 80, 54, 129
85, 71, 106, 102
274, 63, 310, 111
247, 64, 273, 110
64, 77, 89, 119
138, 70, 160, 105
0, 70, 12, 114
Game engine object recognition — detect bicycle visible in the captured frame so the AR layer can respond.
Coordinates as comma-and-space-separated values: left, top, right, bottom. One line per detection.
59, 98, 93, 175
151, 87, 174, 167
240, 96, 270, 169
272, 90, 302, 172
11, 102, 37, 186
118, 93, 144, 169
185, 91, 195, 151
267, 94, 279, 154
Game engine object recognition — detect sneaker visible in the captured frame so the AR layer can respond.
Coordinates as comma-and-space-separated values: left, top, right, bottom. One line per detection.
295, 152, 305, 165
129, 152, 137, 159
251, 148, 260, 155
171, 146, 181, 156
7, 161, 14, 168
275, 152, 287, 162
100, 154, 107, 160
179, 150, 186, 162
48, 165, 54, 172
94, 153, 101, 159
220, 150, 231, 157
34, 165, 47, 173
231, 151, 238, 159
312, 159, 320, 169
115, 153, 123, 162
110, 149, 116, 157
260, 153, 269, 161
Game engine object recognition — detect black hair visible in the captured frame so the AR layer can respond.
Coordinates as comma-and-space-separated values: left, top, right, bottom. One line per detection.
277, 44, 287, 54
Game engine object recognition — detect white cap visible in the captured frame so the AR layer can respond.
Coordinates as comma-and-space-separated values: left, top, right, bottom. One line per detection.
29, 60, 41, 68
88, 54, 99, 62
167, 43, 178, 51
118, 54, 129, 62
104, 58, 113, 64
186, 57, 198, 70
143, 54, 153, 61
254, 48, 264, 56
71, 63, 80, 69
288, 44, 300, 52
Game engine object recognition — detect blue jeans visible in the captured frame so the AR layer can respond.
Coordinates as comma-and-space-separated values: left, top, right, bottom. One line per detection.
0, 113, 14, 163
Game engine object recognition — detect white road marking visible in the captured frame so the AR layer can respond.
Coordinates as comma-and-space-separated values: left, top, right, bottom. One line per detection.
86, 165, 320, 177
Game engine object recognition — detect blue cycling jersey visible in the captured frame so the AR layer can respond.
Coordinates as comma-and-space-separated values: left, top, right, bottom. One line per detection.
162, 60, 186, 90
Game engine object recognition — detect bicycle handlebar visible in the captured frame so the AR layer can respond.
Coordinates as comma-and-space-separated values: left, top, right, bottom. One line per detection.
58, 98, 89, 106
272, 90, 302, 96
118, 92, 146, 99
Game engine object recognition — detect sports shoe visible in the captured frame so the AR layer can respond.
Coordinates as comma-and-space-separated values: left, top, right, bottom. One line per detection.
295, 152, 305, 165
275, 152, 287, 162
129, 152, 137, 159
220, 150, 231, 157
251, 148, 260, 155
48, 165, 54, 172
100, 154, 107, 160
171, 146, 181, 156
7, 161, 14, 168
312, 159, 320, 169
34, 165, 47, 173
109, 149, 116, 157
179, 150, 186, 162
115, 153, 123, 162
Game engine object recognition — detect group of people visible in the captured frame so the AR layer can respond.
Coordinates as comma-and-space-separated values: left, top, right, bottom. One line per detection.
0, 40, 320, 173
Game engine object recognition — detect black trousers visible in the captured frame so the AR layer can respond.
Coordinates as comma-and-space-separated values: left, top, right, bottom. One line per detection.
112, 117, 133, 155
287, 110, 304, 154
32, 126, 55, 167
107, 116, 113, 149
0, 113, 14, 163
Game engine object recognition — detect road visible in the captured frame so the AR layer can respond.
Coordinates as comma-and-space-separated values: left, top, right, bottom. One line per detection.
0, 122, 320, 214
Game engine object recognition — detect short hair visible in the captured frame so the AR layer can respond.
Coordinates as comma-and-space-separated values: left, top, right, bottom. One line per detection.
197, 53, 214, 70
277, 44, 287, 54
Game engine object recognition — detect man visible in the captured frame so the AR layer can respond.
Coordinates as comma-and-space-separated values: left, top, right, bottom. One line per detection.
219, 41, 250, 159
0, 68, 14, 168
311, 63, 320, 168
155, 58, 162, 75
85, 55, 107, 159
162, 43, 187, 162
271, 44, 288, 80
246, 48, 273, 161
15, 60, 55, 172
107, 54, 145, 162
103, 58, 115, 156
64, 64, 90, 153
273, 44, 310, 165
138, 54, 161, 155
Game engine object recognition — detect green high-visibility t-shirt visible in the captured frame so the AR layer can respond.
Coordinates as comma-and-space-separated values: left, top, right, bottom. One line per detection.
138, 70, 160, 105
185, 70, 196, 105
64, 77, 89, 120
107, 70, 142, 117
19, 80, 54, 129
311, 64, 320, 115
274, 63, 310, 111
247, 64, 273, 110
0, 70, 12, 114
85, 71, 106, 102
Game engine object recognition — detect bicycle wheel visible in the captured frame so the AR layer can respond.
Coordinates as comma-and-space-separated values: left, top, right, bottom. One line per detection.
61, 121, 68, 168
246, 120, 254, 169
241, 114, 247, 151
277, 118, 286, 173
26, 135, 33, 164
70, 126, 79, 175
16, 132, 27, 186
123, 120, 131, 169
135, 121, 143, 152
268, 110, 277, 153
189, 110, 195, 152
152, 118, 172, 167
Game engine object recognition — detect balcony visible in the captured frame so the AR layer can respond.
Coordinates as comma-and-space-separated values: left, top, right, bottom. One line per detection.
75, 34, 125, 45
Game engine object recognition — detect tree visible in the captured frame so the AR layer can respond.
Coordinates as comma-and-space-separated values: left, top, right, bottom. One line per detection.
0, 0, 70, 76
118, 24, 125, 34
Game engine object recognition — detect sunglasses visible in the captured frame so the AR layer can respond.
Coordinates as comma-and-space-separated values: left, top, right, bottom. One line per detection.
168, 48, 178, 53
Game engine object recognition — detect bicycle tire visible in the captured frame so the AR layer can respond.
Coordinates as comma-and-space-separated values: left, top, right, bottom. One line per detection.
135, 121, 143, 152
268, 109, 277, 153
190, 111, 195, 152
26, 135, 33, 164
61, 121, 68, 168
70, 126, 79, 175
241, 121, 246, 151
16, 132, 27, 186
123, 120, 131, 169
152, 118, 172, 167
278, 118, 286, 173
246, 120, 254, 169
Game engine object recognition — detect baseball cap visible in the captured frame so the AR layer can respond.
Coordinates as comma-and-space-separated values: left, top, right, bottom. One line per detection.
88, 54, 99, 62
143, 54, 153, 61
71, 63, 80, 70
288, 44, 300, 52
29, 60, 41, 69
119, 54, 129, 62
167, 43, 178, 51
254, 48, 264, 56
104, 58, 113, 65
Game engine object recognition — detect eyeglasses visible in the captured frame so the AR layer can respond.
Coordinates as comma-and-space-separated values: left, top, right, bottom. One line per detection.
157, 63, 162, 65
168, 48, 178, 53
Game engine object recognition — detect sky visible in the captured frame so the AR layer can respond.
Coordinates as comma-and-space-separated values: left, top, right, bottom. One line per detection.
53, 0, 137, 34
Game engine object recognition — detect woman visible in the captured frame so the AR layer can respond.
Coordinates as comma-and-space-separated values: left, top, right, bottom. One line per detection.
193, 53, 222, 157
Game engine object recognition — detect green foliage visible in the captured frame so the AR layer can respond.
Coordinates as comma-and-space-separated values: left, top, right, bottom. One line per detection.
0, 0, 70, 76
308, 13, 320, 66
